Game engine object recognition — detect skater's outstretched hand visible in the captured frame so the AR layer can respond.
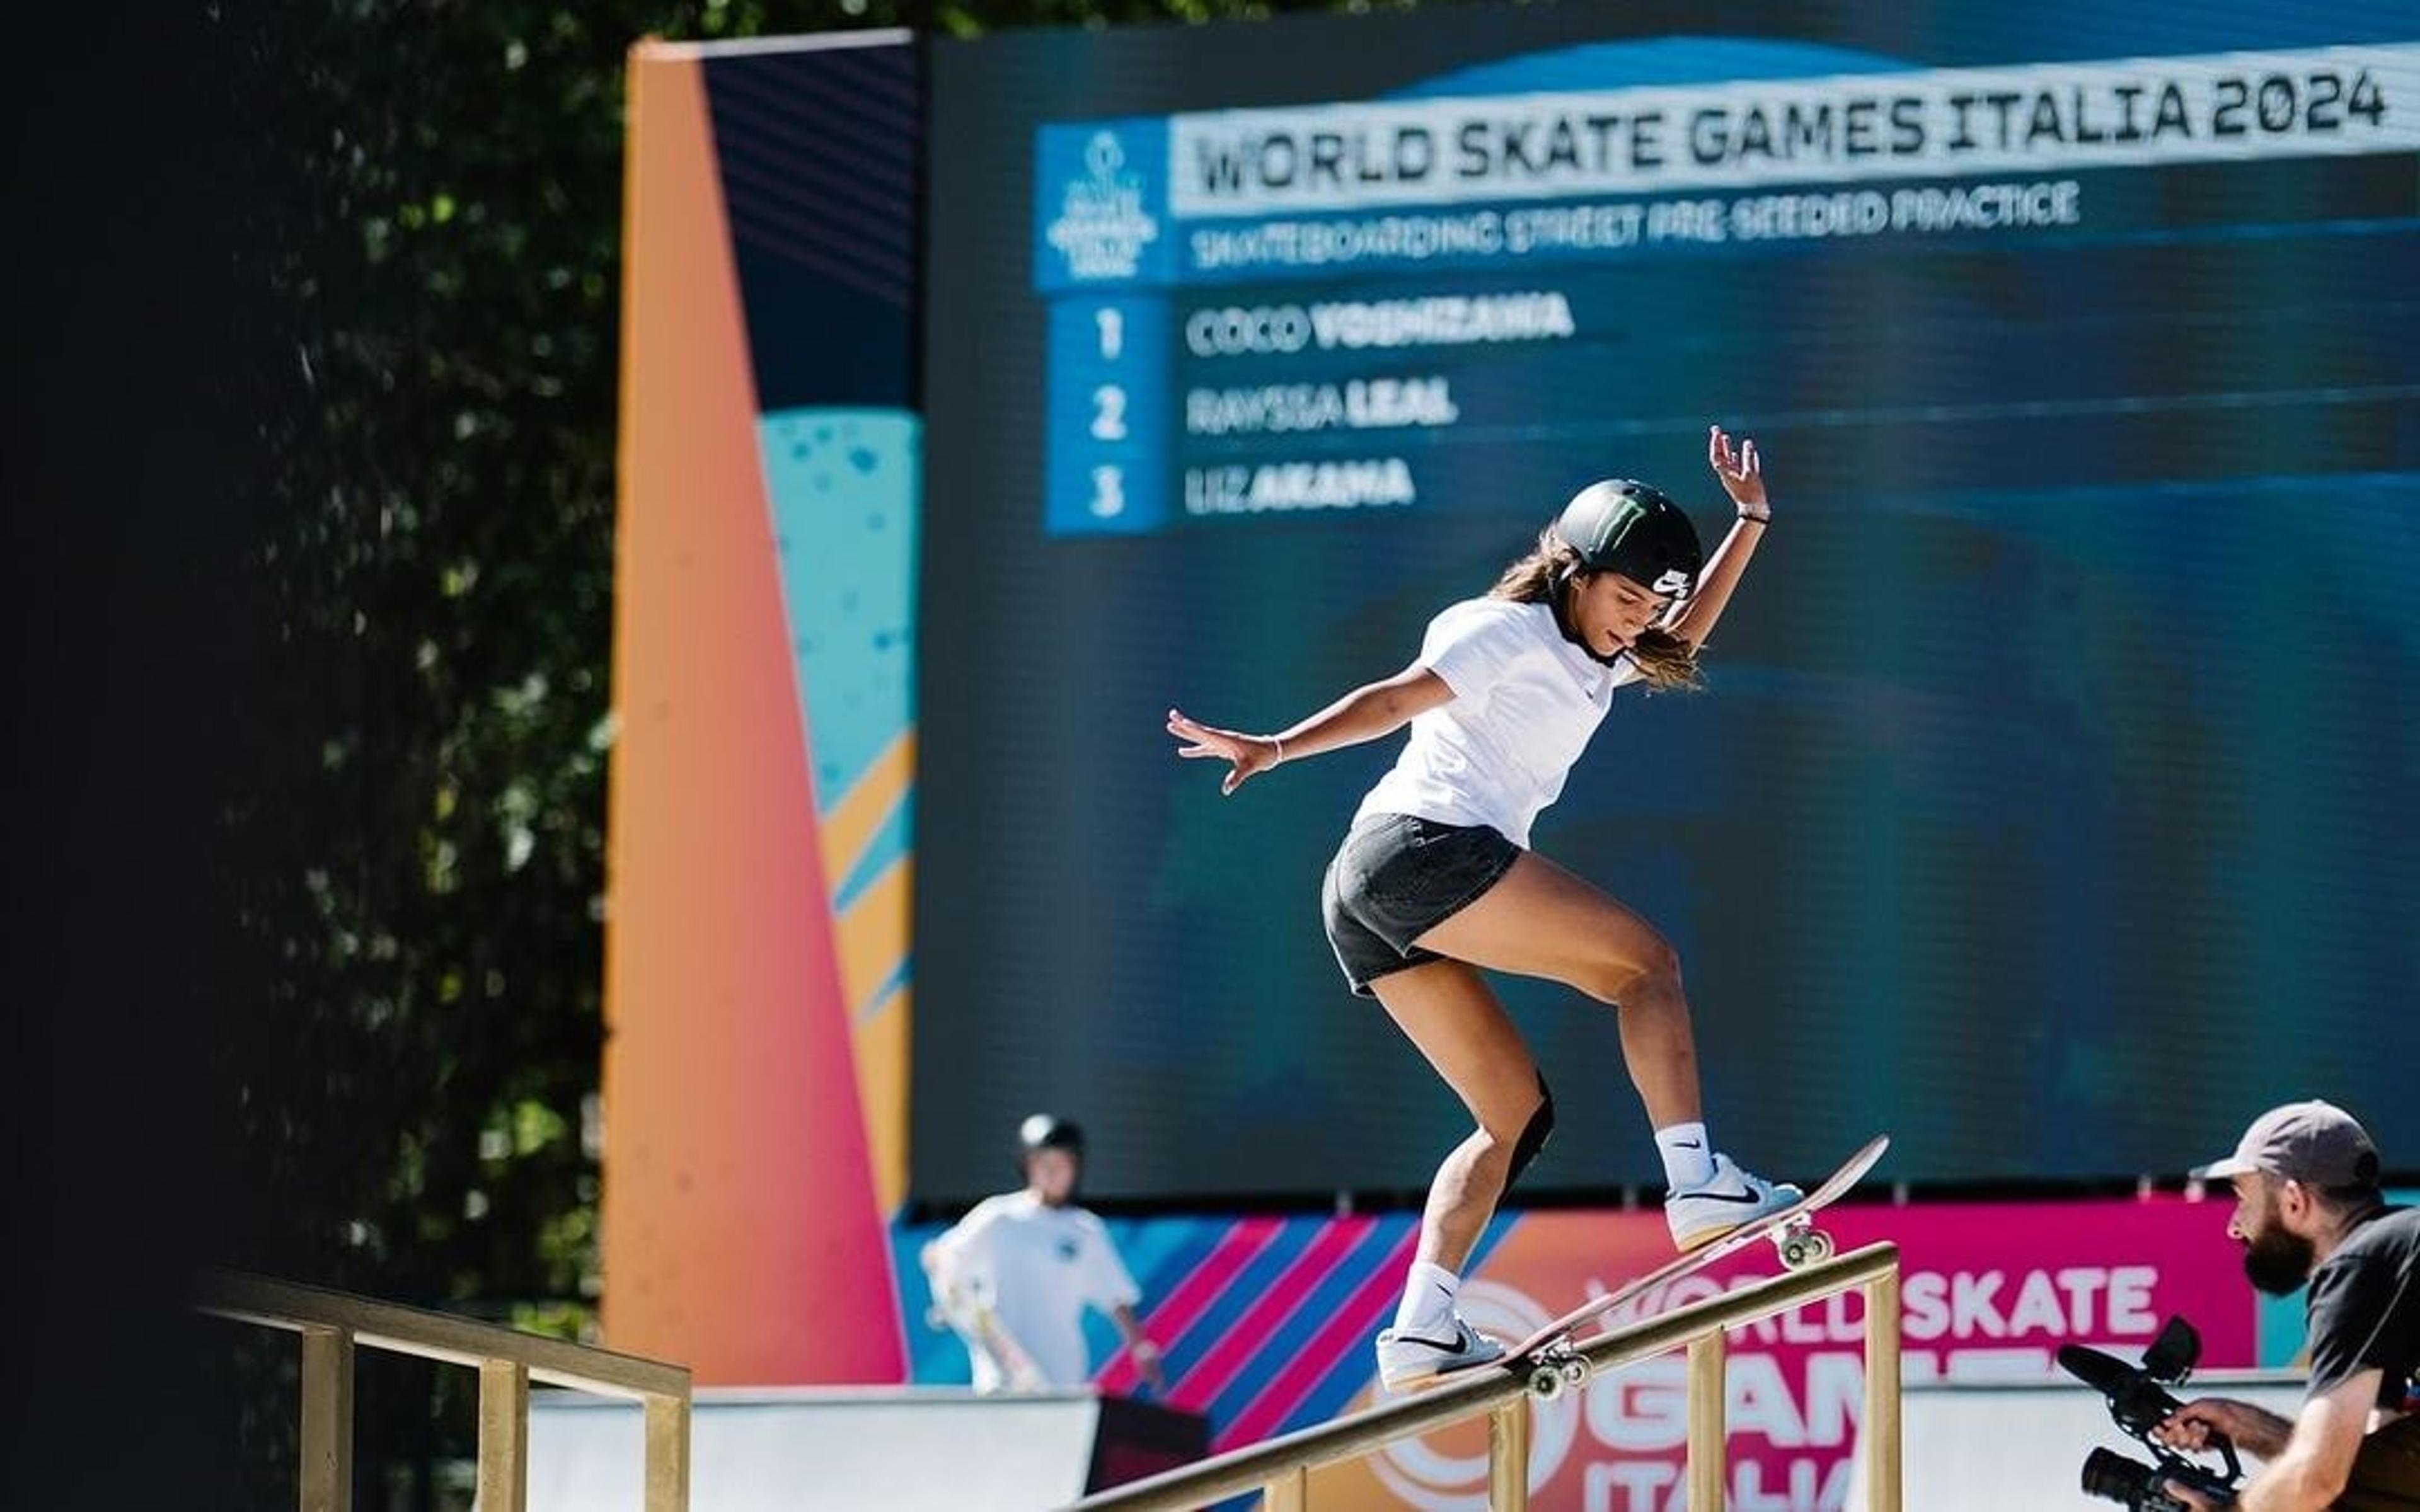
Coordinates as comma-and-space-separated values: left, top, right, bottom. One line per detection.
1167, 707, 1283, 796
1708, 424, 1770, 515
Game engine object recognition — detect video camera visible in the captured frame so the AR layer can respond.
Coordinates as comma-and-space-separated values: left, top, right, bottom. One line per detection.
2057, 1316, 2244, 1511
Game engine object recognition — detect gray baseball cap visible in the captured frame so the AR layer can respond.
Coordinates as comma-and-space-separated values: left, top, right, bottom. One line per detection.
2193, 1100, 2380, 1186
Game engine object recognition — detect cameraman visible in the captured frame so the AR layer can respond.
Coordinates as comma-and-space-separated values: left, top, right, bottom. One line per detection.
2155, 1101, 2419, 1511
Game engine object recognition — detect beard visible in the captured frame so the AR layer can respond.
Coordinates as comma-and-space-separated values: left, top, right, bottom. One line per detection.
2242, 1225, 2316, 1297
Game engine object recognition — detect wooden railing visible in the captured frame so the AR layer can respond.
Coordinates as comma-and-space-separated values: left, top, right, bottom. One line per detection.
1061, 1240, 1903, 1512
197, 1269, 692, 1512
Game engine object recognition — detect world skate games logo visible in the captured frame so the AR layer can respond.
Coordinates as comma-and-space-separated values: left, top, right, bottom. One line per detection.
1314, 1200, 2255, 1512
1037, 125, 1168, 287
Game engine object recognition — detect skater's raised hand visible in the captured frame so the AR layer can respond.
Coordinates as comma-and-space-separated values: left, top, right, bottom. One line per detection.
1708, 424, 1769, 516
1168, 707, 1284, 796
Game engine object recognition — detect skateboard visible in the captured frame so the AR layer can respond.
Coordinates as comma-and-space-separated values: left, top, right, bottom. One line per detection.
1497, 1133, 1891, 1400
924, 1254, 1047, 1390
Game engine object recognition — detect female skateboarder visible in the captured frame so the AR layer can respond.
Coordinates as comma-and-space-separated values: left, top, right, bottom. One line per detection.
1169, 425, 1802, 1389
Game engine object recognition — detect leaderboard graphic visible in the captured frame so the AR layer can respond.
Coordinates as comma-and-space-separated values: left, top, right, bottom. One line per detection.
1033, 44, 2417, 535
917, 3, 2420, 1208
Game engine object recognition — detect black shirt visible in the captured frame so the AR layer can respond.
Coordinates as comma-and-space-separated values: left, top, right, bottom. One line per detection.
2306, 1205, 2420, 1410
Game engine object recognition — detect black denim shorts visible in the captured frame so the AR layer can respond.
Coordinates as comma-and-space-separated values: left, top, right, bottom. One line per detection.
1320, 813, 1522, 996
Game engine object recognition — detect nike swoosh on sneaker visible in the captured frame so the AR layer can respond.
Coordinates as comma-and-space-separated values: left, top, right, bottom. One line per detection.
1685, 1188, 1773, 1205
1392, 1332, 1463, 1350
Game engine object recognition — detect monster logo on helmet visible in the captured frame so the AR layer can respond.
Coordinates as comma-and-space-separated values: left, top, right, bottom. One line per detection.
1553, 479, 1705, 602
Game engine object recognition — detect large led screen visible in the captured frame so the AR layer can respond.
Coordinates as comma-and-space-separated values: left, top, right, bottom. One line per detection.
916, 2, 2420, 1204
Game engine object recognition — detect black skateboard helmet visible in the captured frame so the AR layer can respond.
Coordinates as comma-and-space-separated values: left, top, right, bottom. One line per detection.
1552, 479, 1703, 600
1018, 1113, 1086, 1159
1017, 1113, 1086, 1188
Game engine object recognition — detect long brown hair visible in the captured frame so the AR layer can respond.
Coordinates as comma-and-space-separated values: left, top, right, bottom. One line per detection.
1490, 530, 1703, 692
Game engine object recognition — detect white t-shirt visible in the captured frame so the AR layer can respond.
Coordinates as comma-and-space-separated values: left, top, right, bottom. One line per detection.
930, 1191, 1142, 1392
1355, 597, 1640, 848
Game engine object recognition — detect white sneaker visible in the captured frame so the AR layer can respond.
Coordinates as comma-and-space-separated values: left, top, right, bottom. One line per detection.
1664, 1154, 1804, 1251
1374, 1315, 1506, 1392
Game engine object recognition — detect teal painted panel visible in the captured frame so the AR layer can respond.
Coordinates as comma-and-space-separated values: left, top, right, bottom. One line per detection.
759, 408, 921, 810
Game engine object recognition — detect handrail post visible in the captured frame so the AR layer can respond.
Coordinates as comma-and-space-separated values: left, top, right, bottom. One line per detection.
299, 1324, 355, 1512
1686, 1327, 1727, 1509
1487, 1398, 1530, 1511
478, 1360, 531, 1512
1260, 1465, 1308, 1511
1863, 1268, 1902, 1512
643, 1392, 693, 1512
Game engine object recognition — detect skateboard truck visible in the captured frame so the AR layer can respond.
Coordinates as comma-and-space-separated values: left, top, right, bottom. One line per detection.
1772, 1211, 1836, 1269
1523, 1340, 1593, 1400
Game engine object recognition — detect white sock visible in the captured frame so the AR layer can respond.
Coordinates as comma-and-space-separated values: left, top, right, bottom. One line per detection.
1656, 1122, 1717, 1189
1392, 1261, 1460, 1337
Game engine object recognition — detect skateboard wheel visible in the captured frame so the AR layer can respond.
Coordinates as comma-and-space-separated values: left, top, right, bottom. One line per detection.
1802, 1230, 1835, 1263
1559, 1359, 1591, 1389
1529, 1364, 1565, 1400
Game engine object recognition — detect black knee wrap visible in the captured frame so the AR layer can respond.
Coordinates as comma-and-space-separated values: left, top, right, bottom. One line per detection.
1506, 1077, 1555, 1189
